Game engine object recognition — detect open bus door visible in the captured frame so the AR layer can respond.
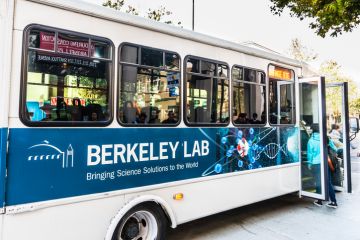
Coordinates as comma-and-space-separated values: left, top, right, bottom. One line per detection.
299, 77, 328, 200
326, 82, 352, 193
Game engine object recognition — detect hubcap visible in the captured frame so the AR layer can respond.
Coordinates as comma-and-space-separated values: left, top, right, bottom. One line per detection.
118, 210, 158, 240
122, 217, 139, 239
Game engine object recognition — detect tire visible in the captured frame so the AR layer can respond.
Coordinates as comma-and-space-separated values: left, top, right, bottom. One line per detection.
112, 202, 167, 240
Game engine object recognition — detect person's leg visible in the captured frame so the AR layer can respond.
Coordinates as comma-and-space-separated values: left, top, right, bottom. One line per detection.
326, 168, 338, 208
328, 169, 337, 204
313, 164, 321, 194
313, 164, 323, 206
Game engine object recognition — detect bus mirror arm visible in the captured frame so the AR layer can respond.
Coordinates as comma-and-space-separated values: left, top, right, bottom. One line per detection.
349, 117, 360, 142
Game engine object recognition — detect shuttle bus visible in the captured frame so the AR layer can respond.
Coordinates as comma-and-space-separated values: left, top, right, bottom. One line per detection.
0, 0, 355, 239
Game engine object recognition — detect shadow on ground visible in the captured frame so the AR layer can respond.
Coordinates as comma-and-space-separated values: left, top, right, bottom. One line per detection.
167, 142, 360, 240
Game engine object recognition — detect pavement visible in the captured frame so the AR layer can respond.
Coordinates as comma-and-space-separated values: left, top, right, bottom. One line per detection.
168, 137, 360, 240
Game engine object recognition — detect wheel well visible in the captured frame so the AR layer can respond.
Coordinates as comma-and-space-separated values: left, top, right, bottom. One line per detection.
140, 201, 171, 226
111, 201, 170, 240
105, 195, 177, 240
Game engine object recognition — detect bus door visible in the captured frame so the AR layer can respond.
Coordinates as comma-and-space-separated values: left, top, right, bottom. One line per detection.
326, 82, 352, 193
299, 77, 328, 200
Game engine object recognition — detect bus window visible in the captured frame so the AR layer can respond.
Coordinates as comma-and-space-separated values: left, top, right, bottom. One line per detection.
232, 66, 266, 125
185, 56, 229, 125
268, 65, 295, 125
22, 26, 113, 126
119, 44, 180, 126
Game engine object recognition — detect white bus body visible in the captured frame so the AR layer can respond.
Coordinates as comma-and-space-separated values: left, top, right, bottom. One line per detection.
0, 1, 332, 240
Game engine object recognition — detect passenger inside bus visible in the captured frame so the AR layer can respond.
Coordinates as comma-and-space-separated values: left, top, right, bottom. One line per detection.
162, 111, 177, 124
85, 104, 105, 121
136, 112, 147, 124
250, 113, 261, 124
328, 124, 343, 156
148, 108, 161, 124
122, 101, 138, 123
70, 98, 83, 121
234, 113, 248, 124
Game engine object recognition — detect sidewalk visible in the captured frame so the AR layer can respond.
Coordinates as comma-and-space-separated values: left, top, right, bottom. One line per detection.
168, 142, 360, 240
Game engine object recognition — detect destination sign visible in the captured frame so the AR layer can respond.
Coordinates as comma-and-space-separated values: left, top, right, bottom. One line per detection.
269, 66, 293, 81
40, 32, 94, 57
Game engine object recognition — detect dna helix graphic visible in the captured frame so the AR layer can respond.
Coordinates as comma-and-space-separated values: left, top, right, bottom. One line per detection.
252, 143, 288, 160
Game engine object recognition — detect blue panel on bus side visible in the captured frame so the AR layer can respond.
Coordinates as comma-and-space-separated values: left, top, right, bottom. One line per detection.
0, 128, 7, 208
6, 127, 298, 206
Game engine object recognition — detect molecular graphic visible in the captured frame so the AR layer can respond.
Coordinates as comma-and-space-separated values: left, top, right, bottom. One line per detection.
201, 127, 295, 177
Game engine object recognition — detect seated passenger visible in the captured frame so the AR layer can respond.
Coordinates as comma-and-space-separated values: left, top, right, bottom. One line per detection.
135, 112, 147, 124
328, 124, 343, 149
234, 113, 247, 124
329, 124, 341, 139
71, 98, 83, 121
149, 108, 161, 124
250, 113, 261, 124
261, 112, 266, 124
85, 103, 105, 121
122, 101, 137, 123
162, 111, 177, 124
90, 112, 98, 121
280, 116, 291, 124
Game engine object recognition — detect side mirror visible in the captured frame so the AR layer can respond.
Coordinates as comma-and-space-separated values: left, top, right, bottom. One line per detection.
349, 117, 359, 133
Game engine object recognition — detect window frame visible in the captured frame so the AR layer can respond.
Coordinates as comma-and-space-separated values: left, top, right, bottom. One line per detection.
117, 42, 182, 127
231, 65, 267, 127
267, 64, 296, 127
20, 24, 115, 127
183, 55, 230, 127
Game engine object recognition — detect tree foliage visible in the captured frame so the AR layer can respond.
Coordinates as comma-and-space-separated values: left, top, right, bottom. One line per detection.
288, 38, 318, 62
288, 39, 359, 115
103, 0, 124, 11
320, 60, 359, 116
350, 98, 360, 116
270, 0, 360, 37
103, 0, 181, 25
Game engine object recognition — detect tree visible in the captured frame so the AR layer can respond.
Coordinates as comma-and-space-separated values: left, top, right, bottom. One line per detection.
320, 60, 359, 117
287, 39, 359, 116
103, 0, 181, 25
270, 0, 360, 37
287, 38, 317, 62
350, 98, 360, 117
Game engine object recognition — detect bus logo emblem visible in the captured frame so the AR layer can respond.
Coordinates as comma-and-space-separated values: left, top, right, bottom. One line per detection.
27, 140, 74, 168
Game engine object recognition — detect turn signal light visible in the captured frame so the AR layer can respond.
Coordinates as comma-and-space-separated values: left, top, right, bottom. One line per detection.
173, 193, 184, 200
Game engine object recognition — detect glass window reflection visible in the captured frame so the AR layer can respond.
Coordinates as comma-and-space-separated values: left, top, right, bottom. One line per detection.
186, 57, 229, 125
23, 28, 112, 125
119, 44, 180, 126
232, 66, 266, 125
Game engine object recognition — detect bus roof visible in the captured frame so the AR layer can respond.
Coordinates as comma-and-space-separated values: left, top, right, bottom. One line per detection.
27, 0, 303, 68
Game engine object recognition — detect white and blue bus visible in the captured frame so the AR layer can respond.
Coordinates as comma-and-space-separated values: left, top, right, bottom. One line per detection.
0, 0, 356, 239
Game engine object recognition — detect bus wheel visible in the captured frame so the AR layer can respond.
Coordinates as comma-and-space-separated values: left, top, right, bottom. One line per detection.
113, 203, 167, 240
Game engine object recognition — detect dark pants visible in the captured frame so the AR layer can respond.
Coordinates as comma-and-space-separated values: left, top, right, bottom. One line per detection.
312, 164, 336, 203
312, 164, 321, 194
328, 168, 337, 203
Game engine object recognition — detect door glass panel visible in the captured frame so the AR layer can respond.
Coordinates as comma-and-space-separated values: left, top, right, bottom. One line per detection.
300, 81, 323, 194
269, 80, 295, 125
326, 85, 344, 189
